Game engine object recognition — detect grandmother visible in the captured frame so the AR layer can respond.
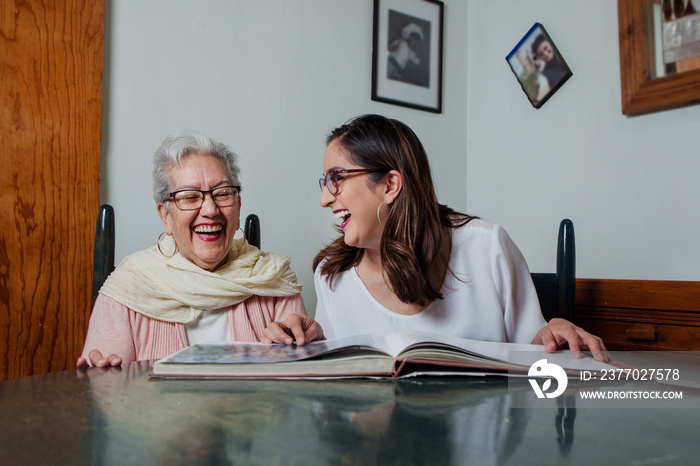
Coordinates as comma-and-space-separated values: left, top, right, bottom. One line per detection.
77, 130, 321, 368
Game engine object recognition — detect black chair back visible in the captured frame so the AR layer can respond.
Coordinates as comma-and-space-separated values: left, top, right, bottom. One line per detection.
92, 204, 115, 306
245, 214, 260, 249
531, 219, 575, 322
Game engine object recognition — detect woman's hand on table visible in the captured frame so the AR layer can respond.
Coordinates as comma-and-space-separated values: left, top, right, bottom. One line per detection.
76, 350, 123, 369
533, 318, 610, 362
261, 315, 324, 346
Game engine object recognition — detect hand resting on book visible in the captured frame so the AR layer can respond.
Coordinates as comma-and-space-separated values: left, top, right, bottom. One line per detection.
533, 318, 608, 362
261, 314, 324, 346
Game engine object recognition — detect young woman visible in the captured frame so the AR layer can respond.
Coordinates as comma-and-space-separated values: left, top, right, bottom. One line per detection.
313, 114, 607, 361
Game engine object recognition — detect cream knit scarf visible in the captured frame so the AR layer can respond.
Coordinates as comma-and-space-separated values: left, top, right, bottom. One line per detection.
99, 237, 302, 323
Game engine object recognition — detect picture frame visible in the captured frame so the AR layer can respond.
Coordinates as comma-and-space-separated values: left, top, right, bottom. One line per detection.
506, 23, 572, 109
371, 0, 444, 113
618, 0, 700, 115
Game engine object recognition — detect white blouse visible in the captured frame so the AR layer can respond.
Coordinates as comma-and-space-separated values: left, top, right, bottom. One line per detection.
314, 219, 546, 344
184, 308, 229, 344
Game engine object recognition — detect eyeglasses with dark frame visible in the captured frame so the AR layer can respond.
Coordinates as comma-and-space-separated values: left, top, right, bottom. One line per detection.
168, 185, 241, 211
319, 168, 384, 195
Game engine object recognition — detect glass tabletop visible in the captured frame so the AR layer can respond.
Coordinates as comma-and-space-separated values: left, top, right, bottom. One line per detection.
0, 356, 699, 465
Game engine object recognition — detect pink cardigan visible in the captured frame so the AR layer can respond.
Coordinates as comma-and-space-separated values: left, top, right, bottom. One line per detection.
81, 293, 307, 365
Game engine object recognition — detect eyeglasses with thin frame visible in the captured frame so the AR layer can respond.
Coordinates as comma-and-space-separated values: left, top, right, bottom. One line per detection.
168, 185, 241, 211
319, 168, 383, 195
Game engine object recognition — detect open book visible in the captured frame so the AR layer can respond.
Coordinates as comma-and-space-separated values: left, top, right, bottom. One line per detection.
150, 331, 615, 380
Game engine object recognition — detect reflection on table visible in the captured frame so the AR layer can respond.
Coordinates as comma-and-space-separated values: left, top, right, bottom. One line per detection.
0, 354, 699, 465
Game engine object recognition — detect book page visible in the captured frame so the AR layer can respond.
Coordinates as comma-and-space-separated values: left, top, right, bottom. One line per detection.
159, 334, 395, 365
384, 330, 615, 372
321, 334, 394, 355
384, 330, 526, 360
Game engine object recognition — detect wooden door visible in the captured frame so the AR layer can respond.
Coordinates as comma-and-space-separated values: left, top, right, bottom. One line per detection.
0, 0, 104, 380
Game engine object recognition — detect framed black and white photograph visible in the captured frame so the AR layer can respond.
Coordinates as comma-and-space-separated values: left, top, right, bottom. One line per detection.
506, 23, 572, 109
371, 0, 444, 113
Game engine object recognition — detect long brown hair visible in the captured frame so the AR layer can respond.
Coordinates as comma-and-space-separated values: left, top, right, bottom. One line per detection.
313, 114, 475, 305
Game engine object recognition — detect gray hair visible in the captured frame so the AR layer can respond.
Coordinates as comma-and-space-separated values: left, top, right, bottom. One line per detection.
153, 129, 241, 205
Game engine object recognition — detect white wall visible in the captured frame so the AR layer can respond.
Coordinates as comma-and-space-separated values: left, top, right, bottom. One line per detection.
102, 0, 468, 313
466, 0, 700, 281
104, 0, 700, 318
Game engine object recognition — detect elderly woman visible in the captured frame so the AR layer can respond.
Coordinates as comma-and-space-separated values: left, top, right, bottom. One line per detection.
77, 130, 321, 368
314, 114, 608, 361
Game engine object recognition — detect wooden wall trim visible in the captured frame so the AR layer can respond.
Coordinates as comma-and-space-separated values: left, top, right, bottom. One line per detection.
575, 307, 700, 327
574, 279, 700, 350
576, 279, 700, 313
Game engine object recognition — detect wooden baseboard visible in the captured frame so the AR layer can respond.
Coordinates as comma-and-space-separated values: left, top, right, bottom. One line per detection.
574, 279, 700, 350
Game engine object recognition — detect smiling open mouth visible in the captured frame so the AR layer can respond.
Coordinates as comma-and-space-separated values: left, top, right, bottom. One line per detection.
334, 210, 350, 229
194, 224, 223, 237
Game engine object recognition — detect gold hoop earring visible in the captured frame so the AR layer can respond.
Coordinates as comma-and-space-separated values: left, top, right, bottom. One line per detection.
237, 227, 247, 243
377, 201, 387, 227
157, 232, 177, 258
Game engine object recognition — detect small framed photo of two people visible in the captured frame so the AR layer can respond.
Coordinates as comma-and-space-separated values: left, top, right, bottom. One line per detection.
371, 0, 444, 113
506, 23, 572, 108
